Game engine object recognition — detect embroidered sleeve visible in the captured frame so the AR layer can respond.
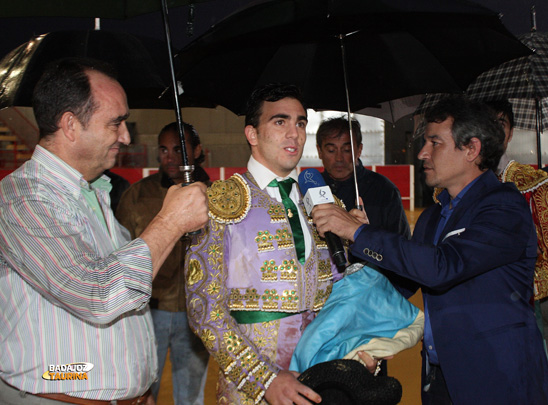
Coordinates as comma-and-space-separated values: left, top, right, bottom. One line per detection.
185, 219, 278, 404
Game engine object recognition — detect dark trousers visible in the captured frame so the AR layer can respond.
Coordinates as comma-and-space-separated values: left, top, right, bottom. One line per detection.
422, 364, 453, 405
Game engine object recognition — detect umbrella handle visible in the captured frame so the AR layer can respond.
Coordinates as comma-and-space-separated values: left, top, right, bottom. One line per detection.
178, 164, 202, 236
339, 34, 364, 211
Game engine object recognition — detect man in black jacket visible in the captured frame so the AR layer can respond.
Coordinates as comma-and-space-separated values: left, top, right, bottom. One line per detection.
316, 117, 410, 239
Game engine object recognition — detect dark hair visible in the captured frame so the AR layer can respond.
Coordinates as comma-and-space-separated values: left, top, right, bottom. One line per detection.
484, 99, 514, 128
32, 57, 117, 139
244, 83, 305, 127
159, 121, 205, 165
316, 117, 362, 147
424, 95, 505, 172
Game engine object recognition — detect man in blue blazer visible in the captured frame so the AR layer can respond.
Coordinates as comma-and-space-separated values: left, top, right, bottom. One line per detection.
312, 95, 548, 404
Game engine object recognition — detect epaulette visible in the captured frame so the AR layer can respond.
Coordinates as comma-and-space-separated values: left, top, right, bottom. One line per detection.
334, 195, 345, 210
207, 173, 251, 224
432, 187, 444, 204
502, 160, 548, 193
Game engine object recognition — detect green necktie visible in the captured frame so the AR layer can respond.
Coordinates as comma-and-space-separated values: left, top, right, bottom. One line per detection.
269, 178, 305, 264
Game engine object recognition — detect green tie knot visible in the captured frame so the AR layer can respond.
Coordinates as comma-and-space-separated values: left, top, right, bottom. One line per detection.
268, 178, 305, 264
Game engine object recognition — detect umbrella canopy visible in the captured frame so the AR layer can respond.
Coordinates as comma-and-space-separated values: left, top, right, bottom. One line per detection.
415, 31, 548, 166
1, 0, 211, 18
467, 31, 548, 132
177, 0, 531, 116
355, 95, 425, 124
0, 30, 214, 110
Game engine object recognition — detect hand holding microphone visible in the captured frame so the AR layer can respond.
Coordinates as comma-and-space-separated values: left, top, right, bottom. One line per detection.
298, 168, 347, 267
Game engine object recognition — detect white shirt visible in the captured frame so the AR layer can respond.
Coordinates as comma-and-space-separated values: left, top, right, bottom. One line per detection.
247, 156, 312, 258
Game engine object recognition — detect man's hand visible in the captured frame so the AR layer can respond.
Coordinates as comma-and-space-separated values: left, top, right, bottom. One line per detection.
159, 182, 209, 234
312, 204, 368, 242
264, 370, 321, 405
357, 351, 394, 374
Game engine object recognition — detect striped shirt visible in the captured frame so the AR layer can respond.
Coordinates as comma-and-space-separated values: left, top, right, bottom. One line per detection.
0, 146, 157, 400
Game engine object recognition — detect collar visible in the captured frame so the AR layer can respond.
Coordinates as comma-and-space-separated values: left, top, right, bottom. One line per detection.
437, 175, 481, 210
247, 155, 298, 190
33, 145, 112, 196
496, 153, 511, 176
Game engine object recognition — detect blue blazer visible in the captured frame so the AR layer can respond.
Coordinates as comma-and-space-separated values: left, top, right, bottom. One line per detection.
351, 170, 548, 404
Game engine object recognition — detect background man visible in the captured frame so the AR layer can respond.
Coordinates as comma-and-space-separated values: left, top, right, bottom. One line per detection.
487, 99, 548, 346
116, 121, 210, 404
312, 96, 548, 404
185, 83, 340, 405
0, 58, 208, 404
316, 117, 410, 239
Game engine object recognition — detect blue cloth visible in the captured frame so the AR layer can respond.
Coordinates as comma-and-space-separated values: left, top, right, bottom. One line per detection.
151, 309, 209, 405
290, 264, 419, 372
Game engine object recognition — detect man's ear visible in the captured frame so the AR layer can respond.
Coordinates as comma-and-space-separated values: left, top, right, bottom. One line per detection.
466, 137, 482, 162
58, 112, 78, 142
193, 144, 203, 160
245, 125, 258, 146
355, 143, 363, 162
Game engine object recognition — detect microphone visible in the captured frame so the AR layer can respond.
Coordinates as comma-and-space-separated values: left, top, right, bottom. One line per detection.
298, 168, 347, 268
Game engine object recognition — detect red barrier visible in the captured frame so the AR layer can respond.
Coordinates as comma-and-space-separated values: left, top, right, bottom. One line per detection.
0, 165, 415, 210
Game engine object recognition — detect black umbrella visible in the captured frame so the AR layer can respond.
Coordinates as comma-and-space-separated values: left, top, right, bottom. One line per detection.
178, 0, 530, 208
2, 0, 216, 178
0, 29, 212, 110
178, 0, 530, 116
0, 0, 211, 18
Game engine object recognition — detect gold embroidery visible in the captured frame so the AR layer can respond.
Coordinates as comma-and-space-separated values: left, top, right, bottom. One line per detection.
311, 226, 328, 249
241, 380, 262, 404
240, 350, 259, 371
209, 304, 225, 322
252, 363, 269, 380
229, 288, 261, 310
255, 231, 275, 252
206, 281, 221, 296
268, 204, 286, 223
279, 259, 298, 281
224, 331, 243, 354
260, 260, 278, 282
276, 228, 294, 250
245, 288, 260, 309
503, 160, 548, 192
281, 289, 299, 311
287, 208, 294, 218
502, 161, 548, 300
317, 258, 334, 282
200, 329, 216, 350
229, 288, 244, 309
208, 174, 251, 224
187, 259, 204, 286
216, 351, 235, 373
313, 285, 333, 311
261, 289, 280, 311
228, 365, 244, 387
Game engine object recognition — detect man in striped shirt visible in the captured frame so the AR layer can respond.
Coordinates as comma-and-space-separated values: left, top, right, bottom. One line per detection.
0, 57, 208, 405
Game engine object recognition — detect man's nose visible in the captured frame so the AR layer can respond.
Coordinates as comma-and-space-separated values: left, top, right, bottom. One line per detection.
417, 145, 429, 160
119, 122, 131, 145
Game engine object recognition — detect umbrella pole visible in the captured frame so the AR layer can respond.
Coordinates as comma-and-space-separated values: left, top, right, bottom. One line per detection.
160, 0, 194, 183
536, 98, 543, 168
339, 34, 363, 211
160, 0, 201, 236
